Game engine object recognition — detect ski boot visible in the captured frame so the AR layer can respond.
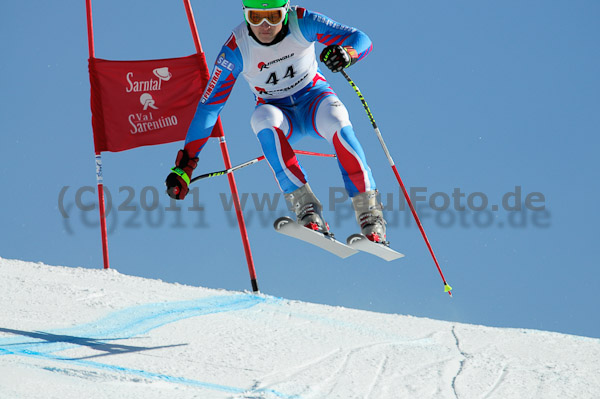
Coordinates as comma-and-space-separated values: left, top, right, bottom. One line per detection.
285, 183, 330, 235
352, 190, 387, 245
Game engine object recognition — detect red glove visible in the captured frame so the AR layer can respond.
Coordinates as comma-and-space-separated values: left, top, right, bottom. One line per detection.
165, 149, 199, 200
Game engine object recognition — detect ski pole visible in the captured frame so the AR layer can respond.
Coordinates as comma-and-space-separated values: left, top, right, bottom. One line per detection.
191, 155, 265, 184
341, 70, 453, 297
190, 150, 336, 184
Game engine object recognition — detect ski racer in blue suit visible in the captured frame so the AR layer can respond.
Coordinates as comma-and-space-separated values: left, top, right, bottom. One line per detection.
166, 0, 388, 243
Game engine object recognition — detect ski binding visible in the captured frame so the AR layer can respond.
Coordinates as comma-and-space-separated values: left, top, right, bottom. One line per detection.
274, 217, 358, 259
347, 234, 405, 261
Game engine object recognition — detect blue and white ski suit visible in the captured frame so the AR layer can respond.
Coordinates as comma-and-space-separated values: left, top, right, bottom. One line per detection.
184, 6, 376, 196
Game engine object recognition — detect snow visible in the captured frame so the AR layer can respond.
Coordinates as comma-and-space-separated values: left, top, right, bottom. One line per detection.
0, 257, 598, 399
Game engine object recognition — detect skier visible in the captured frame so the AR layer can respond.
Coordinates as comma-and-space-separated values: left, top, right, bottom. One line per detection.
166, 0, 388, 244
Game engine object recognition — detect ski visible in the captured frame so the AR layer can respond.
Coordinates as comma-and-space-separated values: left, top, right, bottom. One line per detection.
274, 217, 358, 259
346, 234, 405, 261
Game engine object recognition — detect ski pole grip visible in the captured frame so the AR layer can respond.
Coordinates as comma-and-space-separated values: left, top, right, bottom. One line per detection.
171, 167, 191, 185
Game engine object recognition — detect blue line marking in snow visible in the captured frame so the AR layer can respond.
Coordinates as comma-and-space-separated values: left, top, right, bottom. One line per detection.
0, 294, 299, 398
1, 294, 264, 355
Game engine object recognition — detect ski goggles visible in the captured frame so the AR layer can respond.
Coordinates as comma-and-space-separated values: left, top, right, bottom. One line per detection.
244, 6, 289, 26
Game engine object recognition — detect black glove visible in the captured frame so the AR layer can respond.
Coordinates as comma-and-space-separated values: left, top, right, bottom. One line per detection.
165, 149, 199, 200
320, 45, 355, 73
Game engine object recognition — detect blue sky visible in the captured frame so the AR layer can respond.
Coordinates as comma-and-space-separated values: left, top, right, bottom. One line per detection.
1, 1, 599, 338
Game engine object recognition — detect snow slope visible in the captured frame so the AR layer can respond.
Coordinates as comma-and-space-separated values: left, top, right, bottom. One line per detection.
0, 258, 598, 399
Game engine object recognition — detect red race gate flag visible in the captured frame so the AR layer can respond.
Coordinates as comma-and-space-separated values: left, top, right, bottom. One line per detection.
85, 0, 256, 293
89, 54, 223, 153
